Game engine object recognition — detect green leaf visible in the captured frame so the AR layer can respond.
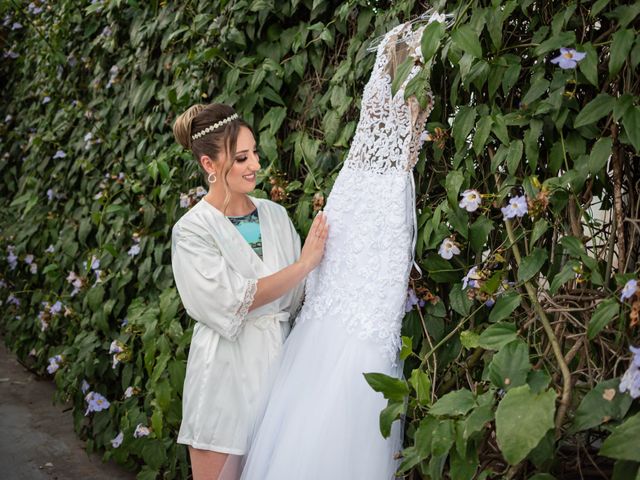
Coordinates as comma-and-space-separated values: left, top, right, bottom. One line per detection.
452, 106, 477, 152
464, 403, 494, 439
534, 31, 576, 56
452, 25, 482, 58
609, 29, 634, 77
571, 379, 633, 433
488, 293, 521, 323
473, 116, 493, 156
578, 42, 599, 87
460, 330, 480, 349
587, 299, 621, 339
600, 412, 640, 462
612, 460, 640, 480
522, 77, 549, 106
469, 215, 494, 253
517, 248, 548, 283
379, 401, 404, 438
549, 259, 580, 294
431, 419, 456, 456
488, 340, 531, 390
391, 56, 415, 97
478, 322, 518, 350
446, 170, 465, 207
531, 219, 549, 246
588, 137, 613, 174
495, 385, 556, 465
429, 389, 476, 417
574, 93, 615, 128
141, 439, 167, 470
622, 107, 640, 153
400, 336, 413, 361
423, 254, 458, 283
410, 369, 432, 406
506, 139, 523, 175
421, 20, 446, 63
363, 373, 409, 402
450, 283, 473, 316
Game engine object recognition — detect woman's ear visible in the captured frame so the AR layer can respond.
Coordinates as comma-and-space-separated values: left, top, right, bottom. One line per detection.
199, 155, 214, 173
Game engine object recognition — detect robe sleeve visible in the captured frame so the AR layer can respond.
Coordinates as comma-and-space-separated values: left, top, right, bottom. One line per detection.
171, 222, 257, 341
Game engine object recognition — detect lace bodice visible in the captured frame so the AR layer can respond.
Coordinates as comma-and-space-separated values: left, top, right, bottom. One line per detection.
293, 21, 436, 362
344, 21, 434, 174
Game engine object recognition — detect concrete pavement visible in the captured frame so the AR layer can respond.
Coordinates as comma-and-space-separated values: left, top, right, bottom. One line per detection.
0, 338, 136, 480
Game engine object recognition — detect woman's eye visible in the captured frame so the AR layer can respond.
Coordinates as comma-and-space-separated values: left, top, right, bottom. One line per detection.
236, 156, 247, 162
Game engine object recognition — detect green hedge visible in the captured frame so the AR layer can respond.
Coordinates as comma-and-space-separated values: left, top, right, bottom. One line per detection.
1, 0, 639, 478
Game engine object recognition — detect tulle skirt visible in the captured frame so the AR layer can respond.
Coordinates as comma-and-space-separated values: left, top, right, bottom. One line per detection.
240, 310, 403, 480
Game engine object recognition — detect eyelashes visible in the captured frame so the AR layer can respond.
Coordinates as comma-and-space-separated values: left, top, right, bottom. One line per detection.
235, 148, 259, 163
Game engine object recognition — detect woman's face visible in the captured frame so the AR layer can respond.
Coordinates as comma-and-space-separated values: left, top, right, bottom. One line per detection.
223, 126, 260, 195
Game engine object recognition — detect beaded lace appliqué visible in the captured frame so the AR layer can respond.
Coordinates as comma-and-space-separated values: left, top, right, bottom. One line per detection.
229, 278, 258, 339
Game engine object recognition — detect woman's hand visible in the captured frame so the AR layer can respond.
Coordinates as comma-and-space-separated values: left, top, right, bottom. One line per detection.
298, 211, 329, 273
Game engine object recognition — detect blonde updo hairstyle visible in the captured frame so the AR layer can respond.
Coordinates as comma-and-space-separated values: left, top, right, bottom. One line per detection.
173, 103, 253, 213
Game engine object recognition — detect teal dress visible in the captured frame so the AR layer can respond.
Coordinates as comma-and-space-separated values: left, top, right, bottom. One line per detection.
228, 209, 263, 259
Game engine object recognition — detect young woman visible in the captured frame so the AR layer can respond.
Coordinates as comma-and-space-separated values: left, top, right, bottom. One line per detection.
170, 103, 328, 480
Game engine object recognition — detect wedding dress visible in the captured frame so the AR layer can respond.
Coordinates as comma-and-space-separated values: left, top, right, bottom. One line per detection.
240, 20, 434, 480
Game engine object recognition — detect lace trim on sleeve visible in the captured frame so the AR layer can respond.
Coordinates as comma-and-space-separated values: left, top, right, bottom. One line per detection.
228, 278, 258, 339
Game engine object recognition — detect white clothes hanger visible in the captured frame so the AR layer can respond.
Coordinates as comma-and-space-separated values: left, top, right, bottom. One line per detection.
366, 8, 456, 53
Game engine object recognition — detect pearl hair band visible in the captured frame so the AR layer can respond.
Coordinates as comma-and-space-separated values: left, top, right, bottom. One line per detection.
191, 113, 239, 141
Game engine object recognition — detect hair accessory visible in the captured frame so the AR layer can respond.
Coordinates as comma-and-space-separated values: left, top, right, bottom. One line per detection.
191, 113, 239, 141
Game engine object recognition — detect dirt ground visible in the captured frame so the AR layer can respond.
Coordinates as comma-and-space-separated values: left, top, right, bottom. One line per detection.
0, 338, 135, 480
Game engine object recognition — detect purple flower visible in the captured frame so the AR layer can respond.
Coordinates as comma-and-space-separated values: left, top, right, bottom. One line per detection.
42, 96, 51, 105
4, 51, 19, 59
179, 193, 190, 208
111, 431, 124, 448
109, 340, 124, 354
46, 188, 55, 201
621, 279, 638, 301
133, 424, 150, 438
24, 254, 34, 265
459, 189, 482, 212
121, 317, 128, 327
501, 195, 528, 219
550, 48, 586, 69
52, 150, 66, 159
84, 391, 110, 415
11, 22, 22, 30
462, 266, 480, 290
405, 289, 420, 312
619, 346, 640, 399
46, 355, 63, 374
81, 379, 90, 393
438, 237, 460, 260
30, 263, 38, 274
7, 294, 20, 306
50, 301, 63, 315
101, 26, 112, 37
127, 244, 140, 257
90, 256, 100, 271
5, 114, 13, 123
45, 244, 55, 253
7, 248, 18, 270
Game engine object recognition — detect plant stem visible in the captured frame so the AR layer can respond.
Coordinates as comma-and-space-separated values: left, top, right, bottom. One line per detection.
504, 218, 572, 434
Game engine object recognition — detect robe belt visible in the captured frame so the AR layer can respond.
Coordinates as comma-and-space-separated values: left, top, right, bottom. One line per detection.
249, 311, 291, 330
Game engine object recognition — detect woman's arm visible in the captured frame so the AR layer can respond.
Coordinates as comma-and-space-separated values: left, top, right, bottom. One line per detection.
249, 211, 328, 311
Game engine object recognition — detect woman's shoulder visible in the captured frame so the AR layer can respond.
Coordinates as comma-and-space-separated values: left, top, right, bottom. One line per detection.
172, 200, 219, 239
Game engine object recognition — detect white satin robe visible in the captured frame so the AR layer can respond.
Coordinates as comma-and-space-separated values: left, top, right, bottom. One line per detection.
171, 196, 304, 454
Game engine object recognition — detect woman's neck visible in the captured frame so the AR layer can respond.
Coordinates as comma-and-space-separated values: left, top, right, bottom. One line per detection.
204, 188, 255, 217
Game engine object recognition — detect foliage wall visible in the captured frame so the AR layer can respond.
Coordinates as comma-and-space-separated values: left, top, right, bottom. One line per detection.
1, 0, 639, 478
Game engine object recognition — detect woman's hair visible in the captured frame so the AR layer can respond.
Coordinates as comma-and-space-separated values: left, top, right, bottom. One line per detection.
173, 103, 253, 212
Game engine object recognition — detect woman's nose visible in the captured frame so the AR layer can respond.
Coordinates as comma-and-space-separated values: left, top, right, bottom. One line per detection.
250, 152, 261, 171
